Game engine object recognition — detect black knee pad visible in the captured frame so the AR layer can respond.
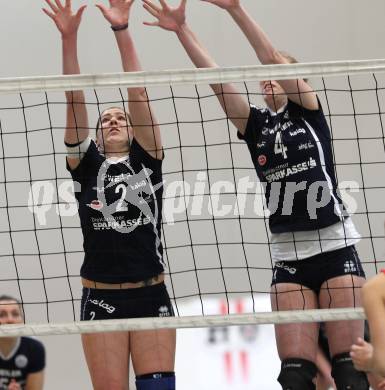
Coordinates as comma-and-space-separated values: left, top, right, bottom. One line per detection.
277, 358, 317, 390
331, 352, 369, 390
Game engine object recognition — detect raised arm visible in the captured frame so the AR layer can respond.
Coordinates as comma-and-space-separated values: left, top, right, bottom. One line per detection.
96, 0, 162, 159
202, 0, 318, 110
43, 0, 89, 170
142, 0, 250, 134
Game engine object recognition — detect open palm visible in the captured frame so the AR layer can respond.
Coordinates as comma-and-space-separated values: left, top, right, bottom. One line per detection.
43, 0, 86, 37
96, 0, 134, 26
142, 0, 186, 32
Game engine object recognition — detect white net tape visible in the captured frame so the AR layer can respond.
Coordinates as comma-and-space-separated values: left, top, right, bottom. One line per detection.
0, 308, 365, 337
0, 59, 385, 93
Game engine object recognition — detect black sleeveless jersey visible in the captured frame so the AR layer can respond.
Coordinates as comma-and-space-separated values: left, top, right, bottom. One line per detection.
238, 99, 346, 233
67, 138, 164, 283
0, 337, 45, 389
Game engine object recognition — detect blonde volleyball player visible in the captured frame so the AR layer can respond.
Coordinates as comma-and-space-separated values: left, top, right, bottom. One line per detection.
142, 0, 368, 388
43, 1, 175, 389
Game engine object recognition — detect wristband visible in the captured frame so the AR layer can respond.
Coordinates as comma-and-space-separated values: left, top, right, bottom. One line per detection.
65, 137, 91, 160
111, 23, 128, 31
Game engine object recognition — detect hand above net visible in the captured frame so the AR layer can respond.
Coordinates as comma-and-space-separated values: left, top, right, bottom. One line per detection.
95, 0, 134, 28
142, 0, 186, 33
200, 0, 240, 11
42, 0, 87, 38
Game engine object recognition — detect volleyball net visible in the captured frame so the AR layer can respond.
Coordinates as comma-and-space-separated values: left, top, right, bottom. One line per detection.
0, 60, 384, 336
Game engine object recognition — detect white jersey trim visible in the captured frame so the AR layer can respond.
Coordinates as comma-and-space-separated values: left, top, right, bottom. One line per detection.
267, 103, 287, 116
141, 163, 164, 267
304, 119, 344, 219
270, 218, 361, 261
81, 288, 91, 321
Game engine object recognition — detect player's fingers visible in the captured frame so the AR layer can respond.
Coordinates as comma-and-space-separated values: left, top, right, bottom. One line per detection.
76, 5, 87, 19
42, 8, 56, 19
95, 3, 108, 16
142, 0, 161, 13
45, 0, 59, 13
158, 0, 170, 10
142, 3, 159, 17
350, 344, 361, 352
180, 0, 187, 10
143, 21, 160, 27
54, 0, 65, 10
356, 337, 365, 346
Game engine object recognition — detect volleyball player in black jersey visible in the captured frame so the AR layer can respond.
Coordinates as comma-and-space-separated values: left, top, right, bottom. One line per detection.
142, 0, 367, 388
43, 1, 175, 389
0, 296, 45, 390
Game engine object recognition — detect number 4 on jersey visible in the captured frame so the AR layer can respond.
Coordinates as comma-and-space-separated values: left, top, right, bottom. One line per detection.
274, 132, 288, 159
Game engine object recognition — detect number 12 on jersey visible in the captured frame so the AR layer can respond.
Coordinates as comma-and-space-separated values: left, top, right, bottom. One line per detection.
274, 132, 288, 159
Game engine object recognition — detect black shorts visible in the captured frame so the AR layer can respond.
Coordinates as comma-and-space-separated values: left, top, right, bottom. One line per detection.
80, 282, 174, 321
271, 245, 365, 294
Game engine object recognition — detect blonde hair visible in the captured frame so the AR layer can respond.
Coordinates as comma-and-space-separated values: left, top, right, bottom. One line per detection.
278, 51, 308, 83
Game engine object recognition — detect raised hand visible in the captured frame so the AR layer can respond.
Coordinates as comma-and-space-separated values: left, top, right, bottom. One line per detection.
95, 0, 134, 27
43, 0, 86, 38
142, 0, 186, 32
200, 0, 240, 10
